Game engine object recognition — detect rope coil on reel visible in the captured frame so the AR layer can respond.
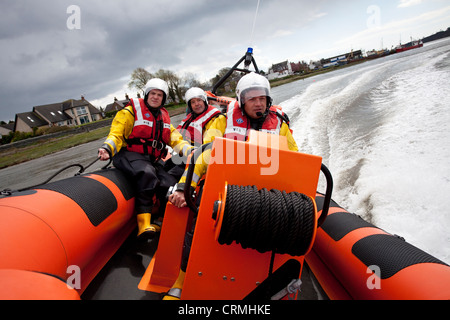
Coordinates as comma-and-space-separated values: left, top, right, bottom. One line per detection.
215, 185, 316, 257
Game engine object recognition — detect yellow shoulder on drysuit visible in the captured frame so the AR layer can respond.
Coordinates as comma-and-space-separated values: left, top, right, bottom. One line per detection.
101, 106, 135, 157
177, 115, 298, 190
169, 124, 195, 158
280, 122, 299, 152
203, 114, 227, 144
102, 107, 195, 158
176, 115, 226, 190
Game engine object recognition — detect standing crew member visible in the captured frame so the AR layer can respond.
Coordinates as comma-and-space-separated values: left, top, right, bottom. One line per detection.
166, 87, 224, 181
164, 72, 298, 300
98, 78, 193, 240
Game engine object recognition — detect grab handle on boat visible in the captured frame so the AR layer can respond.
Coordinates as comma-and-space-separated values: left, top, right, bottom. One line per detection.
318, 164, 333, 226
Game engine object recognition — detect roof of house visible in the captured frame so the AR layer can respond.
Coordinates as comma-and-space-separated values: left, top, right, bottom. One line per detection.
105, 99, 129, 113
0, 123, 15, 131
62, 99, 101, 115
271, 60, 289, 72
15, 111, 48, 129
34, 103, 72, 123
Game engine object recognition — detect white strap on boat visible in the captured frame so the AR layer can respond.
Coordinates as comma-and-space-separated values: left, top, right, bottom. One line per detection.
271, 279, 302, 300
167, 288, 182, 299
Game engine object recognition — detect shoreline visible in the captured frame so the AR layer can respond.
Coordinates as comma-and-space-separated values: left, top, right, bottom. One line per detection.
269, 59, 368, 88
0, 61, 366, 170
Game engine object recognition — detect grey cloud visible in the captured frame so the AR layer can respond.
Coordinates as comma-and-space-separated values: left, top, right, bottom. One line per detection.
0, 0, 327, 122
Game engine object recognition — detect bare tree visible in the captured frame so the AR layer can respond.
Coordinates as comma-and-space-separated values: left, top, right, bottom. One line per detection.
154, 69, 184, 104
210, 67, 240, 95
128, 68, 153, 96
182, 72, 202, 89
128, 68, 212, 105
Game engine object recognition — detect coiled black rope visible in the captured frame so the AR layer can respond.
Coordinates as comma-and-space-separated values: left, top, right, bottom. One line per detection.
218, 185, 316, 257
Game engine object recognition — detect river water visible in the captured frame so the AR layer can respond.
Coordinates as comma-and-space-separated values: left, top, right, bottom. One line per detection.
273, 38, 450, 263
1, 38, 449, 263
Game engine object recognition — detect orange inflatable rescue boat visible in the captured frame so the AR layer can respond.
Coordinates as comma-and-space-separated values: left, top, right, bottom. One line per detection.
1, 48, 449, 300
0, 169, 136, 299
1, 130, 449, 300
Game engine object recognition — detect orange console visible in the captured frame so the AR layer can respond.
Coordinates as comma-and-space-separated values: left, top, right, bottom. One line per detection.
140, 131, 324, 299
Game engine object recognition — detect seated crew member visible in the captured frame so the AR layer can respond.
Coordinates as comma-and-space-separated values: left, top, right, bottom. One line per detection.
166, 87, 224, 181
98, 78, 194, 240
163, 72, 298, 300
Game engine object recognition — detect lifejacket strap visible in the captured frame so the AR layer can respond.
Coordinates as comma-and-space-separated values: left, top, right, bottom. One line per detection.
125, 138, 166, 151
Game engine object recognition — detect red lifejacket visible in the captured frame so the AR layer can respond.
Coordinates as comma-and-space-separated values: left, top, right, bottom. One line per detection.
223, 101, 285, 141
177, 105, 222, 146
126, 98, 171, 160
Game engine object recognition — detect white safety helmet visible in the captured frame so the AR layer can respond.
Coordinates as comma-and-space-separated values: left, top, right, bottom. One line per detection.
185, 87, 208, 111
236, 72, 272, 109
145, 78, 169, 106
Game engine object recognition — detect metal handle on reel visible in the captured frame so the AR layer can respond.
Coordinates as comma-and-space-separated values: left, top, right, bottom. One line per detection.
184, 143, 213, 214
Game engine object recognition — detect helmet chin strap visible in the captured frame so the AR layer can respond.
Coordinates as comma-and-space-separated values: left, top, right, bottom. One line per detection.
188, 101, 207, 117
144, 90, 166, 109
145, 100, 161, 110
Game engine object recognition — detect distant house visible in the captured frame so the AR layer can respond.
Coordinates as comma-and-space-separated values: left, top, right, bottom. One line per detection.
290, 61, 309, 74
267, 60, 293, 80
34, 102, 74, 127
59, 96, 102, 125
105, 94, 131, 114
0, 123, 14, 138
13, 96, 102, 133
14, 112, 49, 133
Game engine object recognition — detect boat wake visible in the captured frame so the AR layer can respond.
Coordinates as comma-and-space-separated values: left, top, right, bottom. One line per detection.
275, 38, 450, 263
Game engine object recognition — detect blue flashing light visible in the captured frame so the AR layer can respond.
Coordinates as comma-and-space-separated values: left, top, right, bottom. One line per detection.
247, 47, 253, 54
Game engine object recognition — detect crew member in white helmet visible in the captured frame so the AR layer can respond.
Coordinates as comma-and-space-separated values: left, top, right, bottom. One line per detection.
164, 72, 298, 300
98, 78, 194, 240
166, 87, 224, 181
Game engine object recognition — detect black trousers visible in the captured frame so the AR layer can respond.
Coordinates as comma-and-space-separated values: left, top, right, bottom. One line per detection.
163, 155, 187, 182
113, 149, 177, 216
180, 183, 205, 272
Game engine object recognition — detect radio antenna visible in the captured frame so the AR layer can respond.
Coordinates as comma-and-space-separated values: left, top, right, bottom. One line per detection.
249, 0, 261, 48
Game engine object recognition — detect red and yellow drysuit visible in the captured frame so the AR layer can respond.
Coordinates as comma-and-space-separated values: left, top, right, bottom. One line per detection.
101, 98, 193, 214
176, 100, 298, 191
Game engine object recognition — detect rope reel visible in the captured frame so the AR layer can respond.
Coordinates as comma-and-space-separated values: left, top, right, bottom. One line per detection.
212, 183, 317, 257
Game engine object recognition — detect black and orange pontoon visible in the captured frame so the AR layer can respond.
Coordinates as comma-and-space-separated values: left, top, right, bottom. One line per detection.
1, 49, 449, 300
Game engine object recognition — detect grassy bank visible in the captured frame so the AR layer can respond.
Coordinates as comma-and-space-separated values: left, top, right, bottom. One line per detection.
0, 105, 187, 170
0, 126, 111, 169
1, 65, 358, 170
269, 60, 366, 88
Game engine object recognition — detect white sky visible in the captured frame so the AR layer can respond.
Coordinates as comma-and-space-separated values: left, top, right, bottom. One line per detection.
1, 0, 449, 122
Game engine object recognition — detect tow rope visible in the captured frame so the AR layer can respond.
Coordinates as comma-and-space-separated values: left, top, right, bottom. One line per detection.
1, 157, 111, 195
217, 185, 316, 257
